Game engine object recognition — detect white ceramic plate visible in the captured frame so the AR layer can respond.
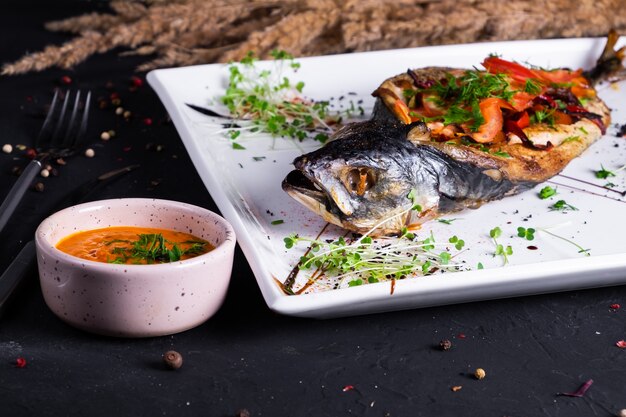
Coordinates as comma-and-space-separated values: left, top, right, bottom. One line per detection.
148, 36, 626, 318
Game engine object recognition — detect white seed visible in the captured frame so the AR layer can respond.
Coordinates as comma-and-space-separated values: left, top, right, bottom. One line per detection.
2, 144, 12, 154
108, 130, 116, 137
115, 107, 124, 115
618, 409, 626, 417
100, 131, 111, 141
40, 168, 50, 178
84, 148, 95, 158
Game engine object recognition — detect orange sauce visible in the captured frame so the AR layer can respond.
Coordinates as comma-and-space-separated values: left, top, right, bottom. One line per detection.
56, 226, 214, 265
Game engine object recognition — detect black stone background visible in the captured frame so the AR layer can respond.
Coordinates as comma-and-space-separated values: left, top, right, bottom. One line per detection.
0, 2, 625, 416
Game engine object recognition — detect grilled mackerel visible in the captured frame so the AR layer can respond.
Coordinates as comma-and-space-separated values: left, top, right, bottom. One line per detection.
283, 31, 625, 235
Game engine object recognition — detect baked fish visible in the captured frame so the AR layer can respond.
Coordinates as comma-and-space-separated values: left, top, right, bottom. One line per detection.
282, 31, 625, 235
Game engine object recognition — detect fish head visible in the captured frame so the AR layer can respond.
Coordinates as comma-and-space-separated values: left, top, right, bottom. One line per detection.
282, 121, 440, 235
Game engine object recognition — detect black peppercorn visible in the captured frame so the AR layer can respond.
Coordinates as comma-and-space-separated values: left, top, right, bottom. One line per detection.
439, 339, 452, 351
163, 350, 183, 369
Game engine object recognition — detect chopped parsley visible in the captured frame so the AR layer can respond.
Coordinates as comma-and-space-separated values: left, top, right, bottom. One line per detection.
538, 186, 557, 199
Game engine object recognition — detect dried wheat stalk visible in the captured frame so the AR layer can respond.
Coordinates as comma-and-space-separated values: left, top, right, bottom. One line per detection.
3, 0, 625, 75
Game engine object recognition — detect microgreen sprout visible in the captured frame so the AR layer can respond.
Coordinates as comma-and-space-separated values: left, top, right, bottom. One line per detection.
448, 235, 465, 250
550, 200, 578, 212
283, 191, 461, 287
284, 230, 460, 287
517, 227, 535, 240
220, 50, 361, 146
489, 226, 513, 265
535, 226, 590, 256
538, 185, 557, 199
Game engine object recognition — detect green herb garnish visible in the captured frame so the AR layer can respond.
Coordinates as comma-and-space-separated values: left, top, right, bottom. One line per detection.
438, 218, 459, 225
538, 186, 557, 199
550, 200, 578, 212
271, 219, 284, 225
105, 234, 207, 264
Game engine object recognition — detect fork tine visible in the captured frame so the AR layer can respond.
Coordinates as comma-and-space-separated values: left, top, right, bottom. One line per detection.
50, 90, 71, 145
35, 89, 60, 149
61, 90, 81, 149
75, 91, 91, 145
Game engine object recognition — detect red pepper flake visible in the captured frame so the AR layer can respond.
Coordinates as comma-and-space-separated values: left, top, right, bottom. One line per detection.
25, 148, 37, 159
616, 340, 626, 348
610, 303, 621, 310
60, 75, 72, 85
342, 385, 354, 392
123, 146, 132, 152
109, 92, 120, 100
557, 379, 593, 397
457, 333, 466, 339
143, 117, 153, 126
15, 357, 27, 368
130, 76, 143, 88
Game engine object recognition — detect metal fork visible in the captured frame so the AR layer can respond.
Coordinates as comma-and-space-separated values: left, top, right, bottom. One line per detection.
0, 89, 91, 233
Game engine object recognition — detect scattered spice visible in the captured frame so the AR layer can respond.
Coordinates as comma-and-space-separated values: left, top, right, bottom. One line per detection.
130, 76, 143, 88
235, 409, 251, 417
2, 144, 12, 154
40, 168, 49, 178
271, 219, 284, 225
11, 166, 22, 176
457, 333, 466, 339
100, 131, 111, 141
610, 303, 621, 310
115, 107, 124, 115
15, 357, 27, 368
342, 385, 355, 392
84, 148, 95, 158
618, 409, 626, 417
451, 385, 462, 392
616, 340, 626, 348
56, 158, 66, 165
25, 148, 37, 159
60, 75, 72, 85
123, 110, 132, 119
34, 182, 45, 192
142, 117, 153, 126
439, 339, 452, 351
557, 379, 593, 397
527, 245, 538, 250
163, 350, 183, 370
474, 368, 486, 380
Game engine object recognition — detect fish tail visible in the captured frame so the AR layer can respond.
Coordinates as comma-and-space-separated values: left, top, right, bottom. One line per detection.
585, 29, 626, 84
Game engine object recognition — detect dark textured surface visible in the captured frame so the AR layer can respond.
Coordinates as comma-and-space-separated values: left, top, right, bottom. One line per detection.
1, 2, 626, 417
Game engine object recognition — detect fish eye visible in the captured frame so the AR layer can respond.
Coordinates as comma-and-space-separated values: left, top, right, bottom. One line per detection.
344, 167, 377, 196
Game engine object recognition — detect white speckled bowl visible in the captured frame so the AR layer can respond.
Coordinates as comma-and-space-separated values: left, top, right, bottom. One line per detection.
34, 198, 236, 338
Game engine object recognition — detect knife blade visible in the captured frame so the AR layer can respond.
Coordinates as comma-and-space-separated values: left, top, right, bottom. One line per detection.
0, 164, 140, 316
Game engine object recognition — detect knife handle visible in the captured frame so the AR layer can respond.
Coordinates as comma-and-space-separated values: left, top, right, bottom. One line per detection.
0, 160, 41, 234
0, 240, 36, 316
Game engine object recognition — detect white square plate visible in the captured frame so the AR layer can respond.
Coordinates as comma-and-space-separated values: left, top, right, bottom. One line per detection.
148, 36, 626, 318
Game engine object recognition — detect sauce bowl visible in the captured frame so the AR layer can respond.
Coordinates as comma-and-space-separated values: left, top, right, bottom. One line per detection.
34, 198, 236, 337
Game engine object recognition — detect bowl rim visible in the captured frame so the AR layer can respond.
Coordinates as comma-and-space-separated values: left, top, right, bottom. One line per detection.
35, 197, 236, 270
